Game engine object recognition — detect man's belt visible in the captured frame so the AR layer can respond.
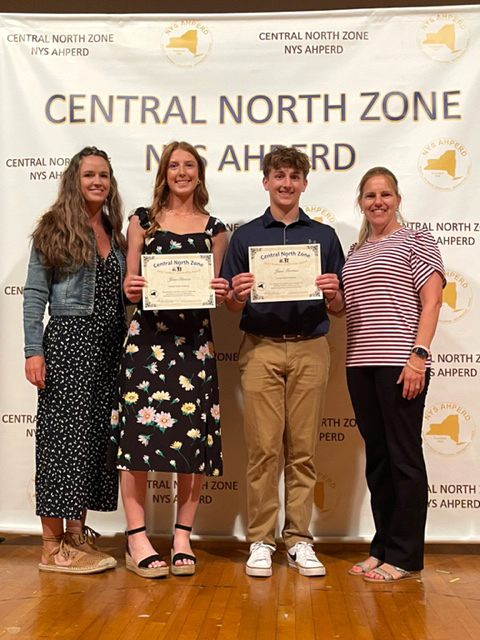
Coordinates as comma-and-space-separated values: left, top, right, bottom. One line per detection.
254, 333, 323, 342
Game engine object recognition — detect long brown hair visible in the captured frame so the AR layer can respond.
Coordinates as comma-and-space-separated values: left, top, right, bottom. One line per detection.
356, 166, 405, 249
147, 141, 209, 237
32, 146, 125, 270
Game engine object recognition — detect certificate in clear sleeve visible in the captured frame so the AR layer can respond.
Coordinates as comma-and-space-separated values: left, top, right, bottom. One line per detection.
141, 253, 215, 310
248, 243, 322, 303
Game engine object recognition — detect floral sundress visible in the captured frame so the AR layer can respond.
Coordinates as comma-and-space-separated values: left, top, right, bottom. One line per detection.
110, 211, 224, 476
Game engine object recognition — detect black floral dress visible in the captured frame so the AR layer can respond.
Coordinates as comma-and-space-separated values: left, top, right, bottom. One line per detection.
36, 251, 126, 519
110, 213, 224, 476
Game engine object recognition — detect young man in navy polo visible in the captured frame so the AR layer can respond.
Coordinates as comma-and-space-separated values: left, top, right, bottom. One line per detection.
223, 146, 345, 577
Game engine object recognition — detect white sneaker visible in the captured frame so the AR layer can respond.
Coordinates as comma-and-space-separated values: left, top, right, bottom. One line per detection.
287, 541, 326, 577
245, 541, 275, 577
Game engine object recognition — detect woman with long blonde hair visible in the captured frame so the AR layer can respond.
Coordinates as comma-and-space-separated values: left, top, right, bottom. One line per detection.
110, 141, 229, 578
23, 146, 127, 574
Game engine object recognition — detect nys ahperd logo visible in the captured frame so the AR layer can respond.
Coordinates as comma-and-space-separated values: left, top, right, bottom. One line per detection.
313, 471, 339, 519
304, 205, 337, 228
418, 139, 471, 191
423, 402, 475, 456
27, 475, 36, 509
440, 270, 472, 324
417, 14, 470, 63
161, 21, 213, 68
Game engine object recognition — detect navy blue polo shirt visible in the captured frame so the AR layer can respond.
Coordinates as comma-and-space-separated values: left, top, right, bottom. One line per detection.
222, 207, 345, 337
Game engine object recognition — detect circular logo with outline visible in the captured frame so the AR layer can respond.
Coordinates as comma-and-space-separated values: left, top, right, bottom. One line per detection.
440, 270, 472, 324
161, 21, 213, 68
417, 14, 470, 63
304, 205, 337, 229
418, 139, 471, 191
313, 471, 339, 519
423, 402, 475, 456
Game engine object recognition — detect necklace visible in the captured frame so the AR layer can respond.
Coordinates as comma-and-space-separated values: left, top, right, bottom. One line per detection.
163, 208, 198, 217
90, 224, 106, 238
368, 225, 404, 243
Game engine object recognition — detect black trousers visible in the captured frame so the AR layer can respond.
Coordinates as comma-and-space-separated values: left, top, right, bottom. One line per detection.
346, 366, 430, 571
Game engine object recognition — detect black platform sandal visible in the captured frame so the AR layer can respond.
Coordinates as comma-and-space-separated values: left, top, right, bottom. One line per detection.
125, 526, 169, 578
171, 524, 197, 576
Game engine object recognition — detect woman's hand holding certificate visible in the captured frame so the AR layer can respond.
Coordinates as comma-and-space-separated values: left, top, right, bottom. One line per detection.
141, 253, 216, 310
124, 274, 146, 304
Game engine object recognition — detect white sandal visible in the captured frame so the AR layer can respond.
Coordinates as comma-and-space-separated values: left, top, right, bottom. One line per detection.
347, 556, 381, 576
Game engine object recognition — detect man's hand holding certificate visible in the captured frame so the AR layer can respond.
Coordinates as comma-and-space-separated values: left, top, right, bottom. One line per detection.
142, 253, 215, 310
248, 244, 322, 303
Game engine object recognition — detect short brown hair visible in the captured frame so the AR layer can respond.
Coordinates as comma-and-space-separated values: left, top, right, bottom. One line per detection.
262, 146, 310, 179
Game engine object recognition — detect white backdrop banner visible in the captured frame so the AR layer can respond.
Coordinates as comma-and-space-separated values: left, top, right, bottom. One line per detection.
1, 7, 479, 541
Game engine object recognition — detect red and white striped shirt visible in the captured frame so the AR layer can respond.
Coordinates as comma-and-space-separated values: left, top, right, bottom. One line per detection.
342, 227, 445, 367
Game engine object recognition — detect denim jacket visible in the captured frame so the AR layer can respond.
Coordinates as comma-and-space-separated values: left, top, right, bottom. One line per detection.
23, 242, 126, 358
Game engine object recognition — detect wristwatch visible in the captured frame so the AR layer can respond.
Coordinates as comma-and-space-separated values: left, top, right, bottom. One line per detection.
411, 346, 429, 359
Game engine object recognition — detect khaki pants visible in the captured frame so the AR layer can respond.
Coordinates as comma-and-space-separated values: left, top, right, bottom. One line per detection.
239, 333, 330, 549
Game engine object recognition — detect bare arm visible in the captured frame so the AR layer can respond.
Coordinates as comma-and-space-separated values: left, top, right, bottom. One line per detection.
124, 215, 146, 303
397, 270, 444, 399
415, 271, 444, 347
225, 272, 255, 312
211, 230, 230, 305
315, 273, 345, 313
212, 230, 228, 277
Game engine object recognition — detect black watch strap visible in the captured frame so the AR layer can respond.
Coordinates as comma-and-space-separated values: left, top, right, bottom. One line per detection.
411, 346, 429, 359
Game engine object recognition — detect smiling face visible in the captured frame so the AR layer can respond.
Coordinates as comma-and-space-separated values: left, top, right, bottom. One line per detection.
79, 155, 111, 212
166, 148, 199, 199
263, 165, 307, 212
358, 174, 402, 235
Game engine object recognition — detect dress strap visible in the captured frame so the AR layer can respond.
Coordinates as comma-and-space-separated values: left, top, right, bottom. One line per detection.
206, 216, 226, 236
132, 207, 152, 230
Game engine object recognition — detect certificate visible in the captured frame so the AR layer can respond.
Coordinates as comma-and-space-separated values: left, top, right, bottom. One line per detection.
248, 244, 322, 303
141, 253, 215, 310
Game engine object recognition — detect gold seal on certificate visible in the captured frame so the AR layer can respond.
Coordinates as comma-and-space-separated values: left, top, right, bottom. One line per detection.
248, 244, 322, 303
142, 253, 215, 310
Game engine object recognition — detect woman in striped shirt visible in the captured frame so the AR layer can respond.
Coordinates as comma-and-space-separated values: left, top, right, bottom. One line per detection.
343, 167, 445, 582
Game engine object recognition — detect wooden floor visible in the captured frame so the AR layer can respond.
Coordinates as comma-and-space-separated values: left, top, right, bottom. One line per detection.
1, 535, 479, 640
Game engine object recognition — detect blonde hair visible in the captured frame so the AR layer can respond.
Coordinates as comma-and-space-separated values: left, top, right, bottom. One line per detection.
147, 141, 209, 238
356, 166, 405, 249
32, 146, 125, 270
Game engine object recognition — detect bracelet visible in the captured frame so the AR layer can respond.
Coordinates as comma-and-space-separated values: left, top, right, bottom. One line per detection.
325, 291, 337, 304
232, 290, 247, 304
217, 299, 225, 307
406, 359, 426, 374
